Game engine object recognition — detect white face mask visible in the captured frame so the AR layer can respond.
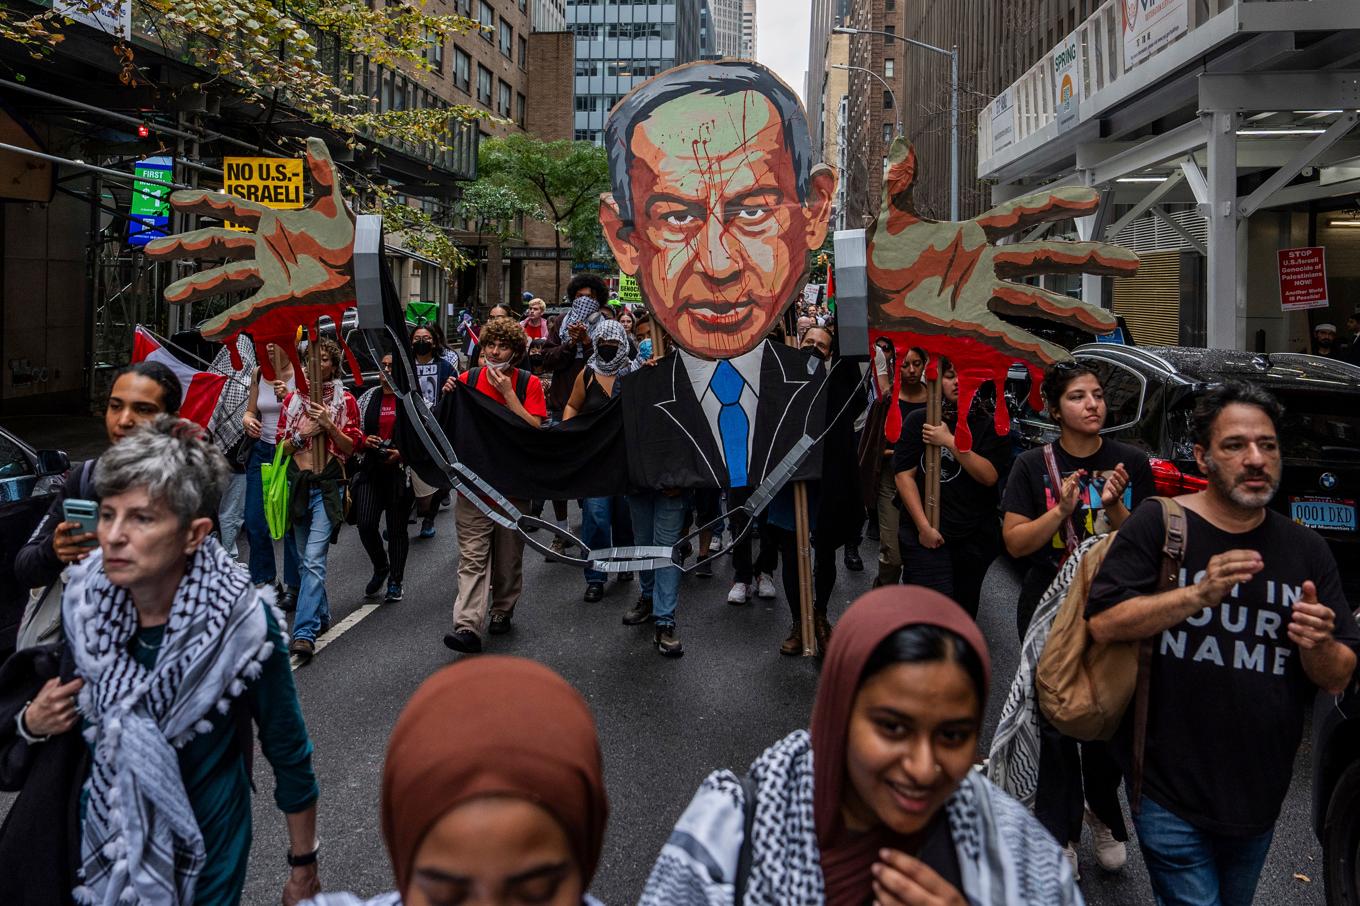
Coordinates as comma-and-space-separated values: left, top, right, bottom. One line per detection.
487, 359, 513, 372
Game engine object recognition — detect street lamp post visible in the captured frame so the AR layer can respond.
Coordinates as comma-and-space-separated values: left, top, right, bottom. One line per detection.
832, 64, 901, 139
834, 25, 959, 222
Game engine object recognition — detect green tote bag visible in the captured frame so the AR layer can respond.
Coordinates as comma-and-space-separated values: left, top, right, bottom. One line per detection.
261, 442, 292, 541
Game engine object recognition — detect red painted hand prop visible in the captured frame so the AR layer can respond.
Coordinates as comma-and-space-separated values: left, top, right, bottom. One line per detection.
867, 140, 1139, 448
144, 138, 357, 377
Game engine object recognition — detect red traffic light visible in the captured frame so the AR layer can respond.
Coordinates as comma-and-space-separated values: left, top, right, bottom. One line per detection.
136, 123, 150, 139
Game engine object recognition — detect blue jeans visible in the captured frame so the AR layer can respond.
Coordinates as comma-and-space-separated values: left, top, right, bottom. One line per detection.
244, 441, 300, 589
218, 471, 247, 557
291, 487, 333, 642
627, 491, 688, 627
581, 496, 614, 585
1133, 796, 1274, 906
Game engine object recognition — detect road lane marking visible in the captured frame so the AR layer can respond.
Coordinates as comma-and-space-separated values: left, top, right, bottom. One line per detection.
290, 603, 381, 670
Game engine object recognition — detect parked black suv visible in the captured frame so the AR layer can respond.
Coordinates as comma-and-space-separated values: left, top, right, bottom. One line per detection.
1005, 344, 1360, 904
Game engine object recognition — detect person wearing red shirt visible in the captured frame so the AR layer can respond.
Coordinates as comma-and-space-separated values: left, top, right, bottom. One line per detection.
520, 297, 549, 342
442, 317, 547, 653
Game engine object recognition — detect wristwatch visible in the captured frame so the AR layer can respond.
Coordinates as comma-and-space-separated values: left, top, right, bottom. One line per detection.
286, 839, 320, 868
15, 702, 50, 745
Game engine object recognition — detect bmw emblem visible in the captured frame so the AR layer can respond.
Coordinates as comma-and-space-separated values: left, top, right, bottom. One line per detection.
1320, 472, 1338, 490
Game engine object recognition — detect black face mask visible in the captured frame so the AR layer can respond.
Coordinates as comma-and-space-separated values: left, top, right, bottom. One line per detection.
413, 340, 433, 355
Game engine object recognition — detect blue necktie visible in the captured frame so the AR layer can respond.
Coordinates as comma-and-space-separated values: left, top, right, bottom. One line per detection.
709, 360, 749, 487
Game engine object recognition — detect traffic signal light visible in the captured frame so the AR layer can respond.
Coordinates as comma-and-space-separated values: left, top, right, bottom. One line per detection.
136, 123, 151, 139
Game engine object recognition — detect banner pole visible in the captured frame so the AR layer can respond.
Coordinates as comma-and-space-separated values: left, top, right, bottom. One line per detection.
307, 327, 328, 473
793, 479, 817, 656
924, 374, 942, 531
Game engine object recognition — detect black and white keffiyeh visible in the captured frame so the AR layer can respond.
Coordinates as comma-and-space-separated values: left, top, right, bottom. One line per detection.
586, 319, 637, 378
63, 537, 283, 906
638, 729, 1082, 906
556, 294, 603, 346
987, 533, 1107, 808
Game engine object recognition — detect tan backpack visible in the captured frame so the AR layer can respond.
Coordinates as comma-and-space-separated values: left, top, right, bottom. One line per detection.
1035, 496, 1187, 753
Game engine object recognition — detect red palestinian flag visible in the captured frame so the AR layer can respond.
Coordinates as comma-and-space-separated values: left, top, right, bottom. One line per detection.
131, 326, 228, 427
826, 265, 836, 312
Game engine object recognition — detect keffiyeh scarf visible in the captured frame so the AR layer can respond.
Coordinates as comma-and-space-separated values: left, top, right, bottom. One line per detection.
63, 538, 282, 906
284, 378, 348, 453
987, 534, 1106, 808
556, 294, 603, 347
586, 319, 637, 378
638, 730, 1081, 906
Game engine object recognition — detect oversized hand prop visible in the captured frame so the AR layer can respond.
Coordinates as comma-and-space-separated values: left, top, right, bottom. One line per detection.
144, 138, 358, 383
867, 140, 1139, 448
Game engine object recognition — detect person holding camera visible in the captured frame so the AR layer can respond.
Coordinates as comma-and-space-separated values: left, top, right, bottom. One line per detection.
353, 353, 413, 604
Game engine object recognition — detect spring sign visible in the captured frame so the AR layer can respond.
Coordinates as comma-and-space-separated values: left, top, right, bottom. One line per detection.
222, 157, 305, 230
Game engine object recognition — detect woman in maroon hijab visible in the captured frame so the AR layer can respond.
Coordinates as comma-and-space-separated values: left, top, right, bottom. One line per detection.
303, 657, 609, 906
638, 586, 1081, 906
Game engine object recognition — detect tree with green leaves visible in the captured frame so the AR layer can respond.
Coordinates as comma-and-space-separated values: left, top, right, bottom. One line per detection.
3, 0, 495, 277
454, 181, 545, 311
478, 135, 611, 303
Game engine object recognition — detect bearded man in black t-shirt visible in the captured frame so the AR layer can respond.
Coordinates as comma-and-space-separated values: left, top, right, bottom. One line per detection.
1087, 382, 1360, 906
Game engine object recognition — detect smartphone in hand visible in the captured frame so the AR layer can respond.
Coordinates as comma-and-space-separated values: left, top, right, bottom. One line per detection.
61, 498, 100, 548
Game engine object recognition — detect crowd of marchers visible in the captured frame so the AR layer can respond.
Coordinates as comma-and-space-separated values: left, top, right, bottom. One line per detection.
0, 281, 1356, 906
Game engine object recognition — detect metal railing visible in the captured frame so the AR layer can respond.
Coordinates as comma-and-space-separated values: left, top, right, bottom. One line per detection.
977, 0, 1242, 164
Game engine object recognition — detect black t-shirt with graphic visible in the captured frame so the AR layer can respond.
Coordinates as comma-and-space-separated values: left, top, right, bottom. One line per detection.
892, 406, 1009, 542
413, 357, 454, 408
1086, 502, 1360, 835
1002, 438, 1155, 573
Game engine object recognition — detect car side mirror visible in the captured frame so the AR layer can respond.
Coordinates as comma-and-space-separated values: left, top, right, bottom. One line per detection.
35, 449, 69, 476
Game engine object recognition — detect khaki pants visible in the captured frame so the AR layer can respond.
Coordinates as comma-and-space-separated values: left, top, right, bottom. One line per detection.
453, 494, 526, 635
874, 457, 902, 587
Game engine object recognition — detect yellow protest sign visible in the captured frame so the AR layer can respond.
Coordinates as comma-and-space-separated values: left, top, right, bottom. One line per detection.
222, 157, 304, 230
618, 273, 642, 305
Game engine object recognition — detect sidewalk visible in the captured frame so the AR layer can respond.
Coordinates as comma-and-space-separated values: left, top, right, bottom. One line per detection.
1, 415, 106, 463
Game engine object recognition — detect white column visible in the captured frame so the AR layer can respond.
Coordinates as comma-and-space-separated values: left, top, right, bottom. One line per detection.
1206, 110, 1243, 351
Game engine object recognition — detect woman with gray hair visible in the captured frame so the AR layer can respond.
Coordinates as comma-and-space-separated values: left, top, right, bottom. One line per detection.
41, 416, 322, 905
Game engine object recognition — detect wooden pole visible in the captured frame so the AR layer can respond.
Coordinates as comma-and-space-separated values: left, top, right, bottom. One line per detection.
793, 480, 817, 656
306, 328, 328, 474
924, 374, 942, 531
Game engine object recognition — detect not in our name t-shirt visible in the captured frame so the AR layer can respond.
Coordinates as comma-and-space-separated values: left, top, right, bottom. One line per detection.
1086, 502, 1360, 835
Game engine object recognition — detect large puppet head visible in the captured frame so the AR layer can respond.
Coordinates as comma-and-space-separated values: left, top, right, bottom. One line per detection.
601, 61, 836, 361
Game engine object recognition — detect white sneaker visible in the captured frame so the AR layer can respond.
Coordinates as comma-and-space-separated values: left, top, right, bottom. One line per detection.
755, 574, 777, 599
1085, 809, 1127, 871
1062, 843, 1081, 881
727, 582, 749, 605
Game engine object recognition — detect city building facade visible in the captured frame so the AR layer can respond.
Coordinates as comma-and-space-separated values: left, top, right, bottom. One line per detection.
534, 0, 568, 31
700, 0, 742, 59
567, 0, 701, 145
823, 33, 851, 231
739, 0, 757, 59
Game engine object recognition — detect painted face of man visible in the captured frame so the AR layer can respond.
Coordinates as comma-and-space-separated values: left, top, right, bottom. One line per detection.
604, 88, 834, 360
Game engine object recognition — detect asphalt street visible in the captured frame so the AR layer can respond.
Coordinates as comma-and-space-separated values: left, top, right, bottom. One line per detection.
231, 503, 1331, 906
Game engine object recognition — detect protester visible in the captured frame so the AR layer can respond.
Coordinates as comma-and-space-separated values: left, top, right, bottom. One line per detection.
443, 317, 547, 654
16, 362, 183, 593
278, 337, 361, 659
30, 417, 320, 905
521, 297, 550, 342
354, 354, 413, 604
999, 360, 1154, 875
617, 306, 635, 336
1002, 360, 1156, 635
893, 358, 1008, 618
638, 585, 1080, 905
538, 275, 611, 555
427, 321, 464, 373
1342, 308, 1360, 364
1086, 382, 1360, 906
242, 342, 301, 609
622, 473, 689, 654
1306, 322, 1340, 357
208, 336, 256, 562
873, 347, 927, 587
564, 319, 638, 602
761, 327, 864, 655
408, 325, 455, 539
304, 657, 607, 906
